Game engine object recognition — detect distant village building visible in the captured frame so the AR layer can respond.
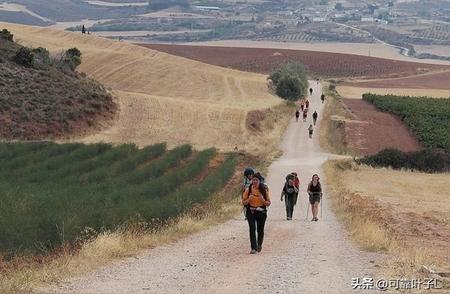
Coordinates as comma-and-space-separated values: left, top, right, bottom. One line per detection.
312, 17, 326, 22
375, 19, 389, 24
277, 11, 294, 16
193, 6, 221, 11
361, 17, 375, 22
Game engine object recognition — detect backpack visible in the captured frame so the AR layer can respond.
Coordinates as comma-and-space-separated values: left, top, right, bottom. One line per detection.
284, 173, 298, 195
290, 172, 300, 189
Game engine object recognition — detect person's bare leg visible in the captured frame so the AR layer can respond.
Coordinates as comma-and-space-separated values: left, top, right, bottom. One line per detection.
314, 203, 320, 219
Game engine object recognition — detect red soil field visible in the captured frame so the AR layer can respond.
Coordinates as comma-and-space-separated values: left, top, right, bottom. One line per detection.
342, 99, 422, 156
344, 70, 450, 90
142, 44, 449, 78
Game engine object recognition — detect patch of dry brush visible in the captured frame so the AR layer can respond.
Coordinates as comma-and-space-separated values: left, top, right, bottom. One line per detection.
0, 37, 116, 140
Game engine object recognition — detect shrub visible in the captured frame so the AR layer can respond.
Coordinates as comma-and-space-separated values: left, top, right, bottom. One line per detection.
56, 47, 82, 72
358, 148, 450, 173
14, 47, 34, 67
31, 47, 50, 67
0, 29, 13, 41
268, 62, 308, 101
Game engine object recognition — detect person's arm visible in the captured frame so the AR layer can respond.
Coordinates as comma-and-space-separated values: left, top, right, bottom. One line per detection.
307, 183, 312, 196
280, 186, 285, 201
242, 188, 251, 205
264, 189, 271, 207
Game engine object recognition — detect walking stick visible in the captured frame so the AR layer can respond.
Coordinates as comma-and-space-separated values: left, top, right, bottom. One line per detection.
306, 202, 309, 220
306, 193, 310, 220
320, 195, 323, 219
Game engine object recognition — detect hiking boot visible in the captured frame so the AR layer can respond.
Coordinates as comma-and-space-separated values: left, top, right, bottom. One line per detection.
250, 249, 257, 254
257, 246, 262, 252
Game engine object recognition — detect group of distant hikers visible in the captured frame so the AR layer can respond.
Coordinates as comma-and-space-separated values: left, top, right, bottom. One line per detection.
241, 168, 322, 254
241, 87, 325, 254
295, 89, 325, 139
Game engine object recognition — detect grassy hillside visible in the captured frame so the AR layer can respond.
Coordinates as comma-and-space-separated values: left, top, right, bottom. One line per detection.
0, 30, 116, 140
0, 22, 283, 151
0, 142, 236, 255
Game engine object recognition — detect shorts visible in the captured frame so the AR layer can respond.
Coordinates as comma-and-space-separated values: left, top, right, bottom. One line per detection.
309, 194, 321, 204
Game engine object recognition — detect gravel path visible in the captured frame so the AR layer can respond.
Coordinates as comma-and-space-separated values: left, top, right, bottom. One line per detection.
47, 82, 379, 293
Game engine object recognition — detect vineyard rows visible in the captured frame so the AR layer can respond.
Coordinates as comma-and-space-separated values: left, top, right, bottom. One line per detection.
413, 25, 450, 41
362, 94, 450, 149
0, 142, 236, 254
267, 32, 321, 42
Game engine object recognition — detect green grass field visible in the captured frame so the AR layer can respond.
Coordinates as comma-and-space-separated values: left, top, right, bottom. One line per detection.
0, 142, 236, 255
362, 94, 450, 149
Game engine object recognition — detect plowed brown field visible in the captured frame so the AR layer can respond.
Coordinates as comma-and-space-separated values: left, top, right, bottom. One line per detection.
342, 99, 422, 155
141, 44, 449, 78
343, 70, 450, 90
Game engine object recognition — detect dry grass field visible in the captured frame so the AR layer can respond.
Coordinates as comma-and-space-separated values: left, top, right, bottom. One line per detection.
0, 22, 283, 152
336, 85, 450, 99
325, 161, 450, 281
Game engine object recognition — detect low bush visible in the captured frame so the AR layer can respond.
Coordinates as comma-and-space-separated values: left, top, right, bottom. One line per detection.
14, 47, 34, 67
0, 29, 13, 41
358, 148, 450, 173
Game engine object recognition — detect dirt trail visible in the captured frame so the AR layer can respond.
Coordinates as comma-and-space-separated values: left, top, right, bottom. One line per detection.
47, 82, 379, 293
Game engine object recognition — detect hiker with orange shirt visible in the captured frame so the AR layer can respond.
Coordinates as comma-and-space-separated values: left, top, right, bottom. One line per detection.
242, 172, 271, 254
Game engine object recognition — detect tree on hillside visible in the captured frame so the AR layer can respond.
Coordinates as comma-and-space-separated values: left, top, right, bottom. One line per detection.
0, 29, 13, 41
275, 75, 303, 100
268, 62, 308, 101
